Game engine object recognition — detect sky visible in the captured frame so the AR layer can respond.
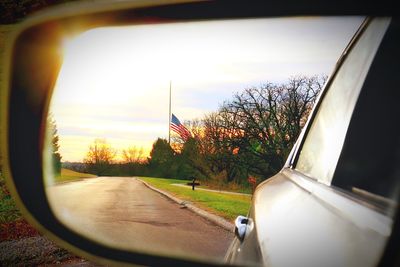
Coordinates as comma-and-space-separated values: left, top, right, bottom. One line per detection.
50, 16, 364, 162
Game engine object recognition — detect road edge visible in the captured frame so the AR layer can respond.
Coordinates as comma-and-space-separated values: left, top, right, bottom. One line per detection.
138, 178, 235, 233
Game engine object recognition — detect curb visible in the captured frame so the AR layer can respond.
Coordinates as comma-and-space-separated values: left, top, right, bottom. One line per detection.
138, 178, 235, 233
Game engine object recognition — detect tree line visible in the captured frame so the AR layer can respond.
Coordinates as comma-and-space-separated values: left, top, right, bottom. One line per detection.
62, 75, 326, 186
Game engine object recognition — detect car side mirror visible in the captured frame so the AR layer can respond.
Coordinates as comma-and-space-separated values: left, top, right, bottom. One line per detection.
235, 215, 249, 241
2, 1, 396, 267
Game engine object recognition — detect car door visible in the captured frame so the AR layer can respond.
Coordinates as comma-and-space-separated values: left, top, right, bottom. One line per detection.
226, 16, 400, 267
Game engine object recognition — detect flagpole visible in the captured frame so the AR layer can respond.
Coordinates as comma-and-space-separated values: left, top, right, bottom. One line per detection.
168, 80, 172, 144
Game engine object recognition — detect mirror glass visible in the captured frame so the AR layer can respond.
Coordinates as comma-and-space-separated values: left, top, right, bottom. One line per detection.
43, 16, 363, 263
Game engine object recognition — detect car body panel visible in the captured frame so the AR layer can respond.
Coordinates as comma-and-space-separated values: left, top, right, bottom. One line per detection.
227, 169, 390, 267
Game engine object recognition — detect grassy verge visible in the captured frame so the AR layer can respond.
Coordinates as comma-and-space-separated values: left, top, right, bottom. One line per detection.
0, 175, 21, 223
139, 177, 252, 222
198, 181, 252, 194
55, 168, 96, 184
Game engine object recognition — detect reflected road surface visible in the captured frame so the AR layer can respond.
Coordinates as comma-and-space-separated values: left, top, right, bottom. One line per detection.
47, 177, 233, 262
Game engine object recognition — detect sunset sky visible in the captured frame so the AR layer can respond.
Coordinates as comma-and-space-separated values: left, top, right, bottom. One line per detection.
50, 16, 364, 162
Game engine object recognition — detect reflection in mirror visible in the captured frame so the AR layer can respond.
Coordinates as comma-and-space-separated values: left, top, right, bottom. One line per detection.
43, 17, 363, 263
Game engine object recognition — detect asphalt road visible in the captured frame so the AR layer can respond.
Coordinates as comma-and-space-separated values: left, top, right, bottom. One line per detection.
46, 177, 233, 263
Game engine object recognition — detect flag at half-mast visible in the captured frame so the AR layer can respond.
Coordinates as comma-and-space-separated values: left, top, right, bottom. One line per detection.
170, 114, 191, 140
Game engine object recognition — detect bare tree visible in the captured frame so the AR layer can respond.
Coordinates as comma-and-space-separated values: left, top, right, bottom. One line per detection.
191, 112, 245, 183
122, 146, 144, 164
189, 75, 326, 182
221, 74, 327, 178
281, 75, 326, 142
84, 139, 116, 175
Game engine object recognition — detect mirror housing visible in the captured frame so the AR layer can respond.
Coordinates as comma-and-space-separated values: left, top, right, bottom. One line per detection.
1, 1, 397, 266
234, 216, 249, 241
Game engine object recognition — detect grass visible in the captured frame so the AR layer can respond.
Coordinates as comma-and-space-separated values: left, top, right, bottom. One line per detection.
139, 177, 252, 222
0, 175, 21, 224
198, 181, 253, 194
55, 168, 96, 183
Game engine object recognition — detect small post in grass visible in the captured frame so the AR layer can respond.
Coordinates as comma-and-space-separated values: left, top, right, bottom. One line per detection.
191, 177, 196, 190
187, 176, 199, 190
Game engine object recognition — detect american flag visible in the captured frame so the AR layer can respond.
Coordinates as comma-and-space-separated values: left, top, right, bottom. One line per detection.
170, 114, 191, 140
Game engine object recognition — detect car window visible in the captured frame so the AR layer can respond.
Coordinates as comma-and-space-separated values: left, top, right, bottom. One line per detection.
332, 18, 400, 211
295, 18, 391, 185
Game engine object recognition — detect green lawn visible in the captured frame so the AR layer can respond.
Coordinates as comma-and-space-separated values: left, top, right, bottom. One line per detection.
139, 177, 252, 222
55, 168, 96, 183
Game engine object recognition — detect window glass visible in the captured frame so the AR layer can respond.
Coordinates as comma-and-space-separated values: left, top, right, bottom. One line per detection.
295, 18, 390, 185
332, 18, 399, 210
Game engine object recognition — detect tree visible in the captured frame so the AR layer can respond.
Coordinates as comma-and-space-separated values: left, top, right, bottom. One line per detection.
187, 75, 326, 183
148, 138, 176, 178
217, 74, 326, 178
84, 139, 116, 175
48, 115, 62, 174
122, 146, 144, 164
201, 112, 246, 183
175, 137, 205, 180
220, 76, 327, 179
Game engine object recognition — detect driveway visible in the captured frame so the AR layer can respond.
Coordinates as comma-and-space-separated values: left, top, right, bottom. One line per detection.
46, 177, 233, 262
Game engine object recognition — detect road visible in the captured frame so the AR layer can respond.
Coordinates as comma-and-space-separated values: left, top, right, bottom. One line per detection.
46, 177, 233, 263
